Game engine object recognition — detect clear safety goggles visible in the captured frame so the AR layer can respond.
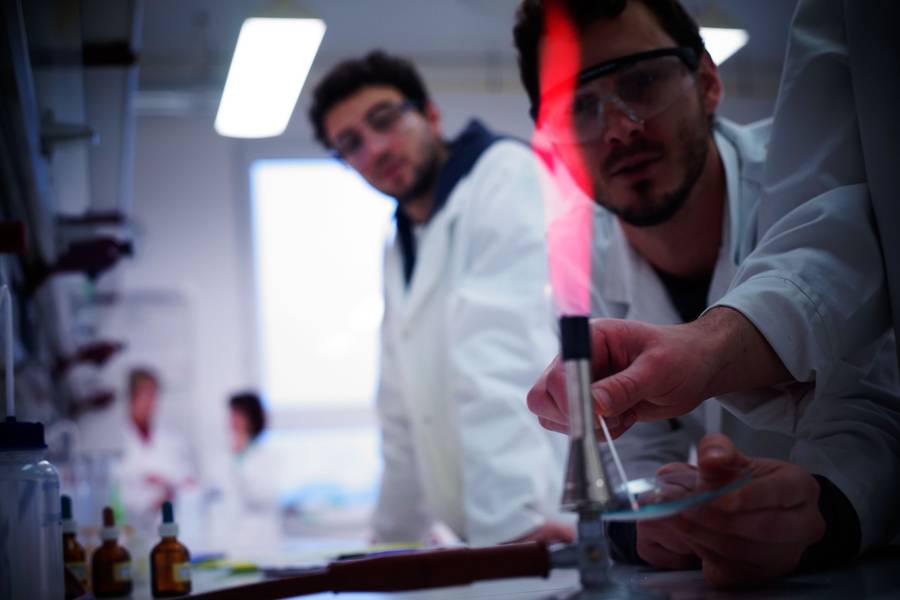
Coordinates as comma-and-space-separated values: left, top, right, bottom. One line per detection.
539, 47, 699, 145
331, 99, 417, 160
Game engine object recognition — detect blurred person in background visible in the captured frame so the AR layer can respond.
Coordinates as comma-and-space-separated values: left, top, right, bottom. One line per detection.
308, 50, 572, 546
221, 391, 285, 544
230, 391, 267, 455
117, 367, 195, 520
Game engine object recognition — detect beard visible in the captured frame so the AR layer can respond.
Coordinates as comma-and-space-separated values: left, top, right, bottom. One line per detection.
393, 139, 443, 207
596, 109, 711, 228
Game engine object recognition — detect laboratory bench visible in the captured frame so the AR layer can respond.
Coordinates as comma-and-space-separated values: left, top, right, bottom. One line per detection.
128, 545, 900, 599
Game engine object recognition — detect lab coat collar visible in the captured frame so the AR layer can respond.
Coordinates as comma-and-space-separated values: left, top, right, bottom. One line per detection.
713, 117, 769, 263
393, 121, 512, 327
395, 119, 503, 286
597, 215, 683, 324
435, 119, 504, 210
595, 118, 753, 323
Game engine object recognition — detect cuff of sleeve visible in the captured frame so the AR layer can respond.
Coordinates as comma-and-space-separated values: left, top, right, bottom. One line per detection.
605, 521, 646, 565
799, 475, 862, 570
709, 273, 835, 383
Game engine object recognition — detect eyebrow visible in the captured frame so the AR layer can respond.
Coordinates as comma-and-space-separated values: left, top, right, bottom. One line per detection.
364, 100, 397, 120
331, 100, 399, 144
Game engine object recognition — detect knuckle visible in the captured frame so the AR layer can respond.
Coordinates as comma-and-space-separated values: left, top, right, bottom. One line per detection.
546, 365, 565, 393
525, 388, 542, 413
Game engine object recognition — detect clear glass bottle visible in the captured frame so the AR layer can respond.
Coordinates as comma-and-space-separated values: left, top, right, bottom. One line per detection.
91, 506, 133, 597
151, 501, 192, 597
0, 417, 64, 600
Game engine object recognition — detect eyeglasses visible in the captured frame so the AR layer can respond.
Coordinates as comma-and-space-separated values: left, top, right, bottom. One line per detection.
330, 100, 417, 159
539, 47, 699, 145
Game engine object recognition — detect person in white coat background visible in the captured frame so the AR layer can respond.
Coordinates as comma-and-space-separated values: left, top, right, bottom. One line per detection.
307, 51, 572, 546
226, 392, 284, 545
513, 0, 900, 586
117, 367, 195, 522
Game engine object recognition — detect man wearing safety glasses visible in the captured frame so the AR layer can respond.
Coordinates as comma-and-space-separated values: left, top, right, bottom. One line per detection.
514, 0, 899, 587
308, 51, 574, 547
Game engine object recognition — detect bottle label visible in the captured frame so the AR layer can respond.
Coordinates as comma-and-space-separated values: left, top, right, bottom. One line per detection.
173, 562, 191, 583
115, 561, 132, 582
67, 561, 88, 584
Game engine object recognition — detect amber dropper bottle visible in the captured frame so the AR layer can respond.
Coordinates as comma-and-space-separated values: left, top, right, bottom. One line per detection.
91, 506, 132, 597
150, 501, 192, 597
61, 495, 88, 598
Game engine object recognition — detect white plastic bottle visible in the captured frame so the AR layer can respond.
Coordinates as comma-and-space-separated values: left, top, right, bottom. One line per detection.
0, 417, 65, 600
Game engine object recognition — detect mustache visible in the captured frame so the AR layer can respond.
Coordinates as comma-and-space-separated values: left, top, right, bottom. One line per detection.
373, 151, 400, 170
604, 138, 664, 174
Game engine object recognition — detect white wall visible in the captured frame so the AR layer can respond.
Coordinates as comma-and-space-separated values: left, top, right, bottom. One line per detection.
101, 115, 253, 484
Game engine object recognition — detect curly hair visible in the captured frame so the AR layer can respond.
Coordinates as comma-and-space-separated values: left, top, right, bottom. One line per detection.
308, 50, 431, 148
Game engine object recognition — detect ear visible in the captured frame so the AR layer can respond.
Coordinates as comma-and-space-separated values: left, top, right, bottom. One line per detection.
696, 51, 723, 116
423, 100, 443, 135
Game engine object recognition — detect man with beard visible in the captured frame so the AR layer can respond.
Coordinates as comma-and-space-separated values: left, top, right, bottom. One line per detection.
308, 51, 573, 546
514, 0, 899, 587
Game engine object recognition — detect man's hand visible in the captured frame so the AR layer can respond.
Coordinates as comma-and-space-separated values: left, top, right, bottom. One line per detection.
528, 317, 722, 437
508, 520, 576, 544
635, 462, 703, 570
637, 435, 826, 587
527, 308, 790, 438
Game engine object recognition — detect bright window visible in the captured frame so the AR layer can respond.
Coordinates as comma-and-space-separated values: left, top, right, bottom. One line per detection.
251, 159, 395, 409
250, 159, 395, 526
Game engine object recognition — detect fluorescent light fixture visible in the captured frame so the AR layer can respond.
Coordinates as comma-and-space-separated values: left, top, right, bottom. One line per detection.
215, 17, 326, 138
700, 27, 749, 65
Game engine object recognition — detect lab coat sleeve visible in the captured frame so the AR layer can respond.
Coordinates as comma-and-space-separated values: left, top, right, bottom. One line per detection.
788, 333, 900, 552
235, 439, 286, 511
447, 144, 565, 545
710, 0, 893, 396
715, 185, 888, 395
370, 285, 432, 543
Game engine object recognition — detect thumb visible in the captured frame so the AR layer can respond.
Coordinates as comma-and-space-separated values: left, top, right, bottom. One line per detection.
697, 434, 750, 487
591, 353, 657, 418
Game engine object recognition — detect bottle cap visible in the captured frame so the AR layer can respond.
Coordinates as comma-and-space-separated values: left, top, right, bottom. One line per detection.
159, 501, 179, 537
0, 417, 47, 450
62, 495, 77, 533
100, 506, 119, 540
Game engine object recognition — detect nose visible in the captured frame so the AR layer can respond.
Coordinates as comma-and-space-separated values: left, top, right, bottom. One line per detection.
600, 99, 644, 145
353, 127, 393, 172
358, 127, 392, 163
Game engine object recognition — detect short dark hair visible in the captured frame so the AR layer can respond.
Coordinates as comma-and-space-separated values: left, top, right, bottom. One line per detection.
513, 0, 705, 120
128, 367, 158, 398
229, 391, 267, 441
308, 50, 431, 149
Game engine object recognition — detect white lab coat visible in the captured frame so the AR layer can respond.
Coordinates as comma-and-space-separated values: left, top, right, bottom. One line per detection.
591, 118, 900, 552
372, 139, 567, 546
713, 0, 900, 386
222, 436, 284, 548
117, 420, 195, 518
